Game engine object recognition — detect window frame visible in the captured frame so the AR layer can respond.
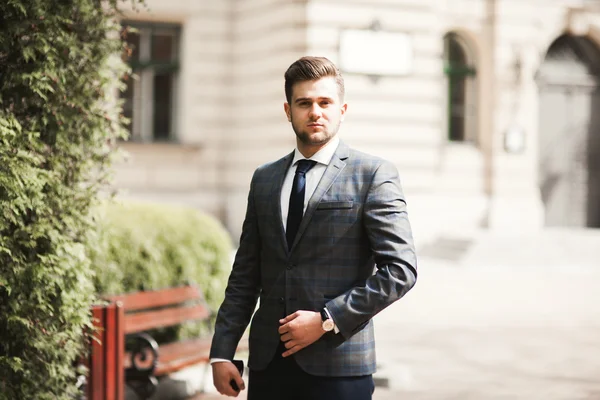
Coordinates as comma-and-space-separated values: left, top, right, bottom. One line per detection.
121, 21, 181, 143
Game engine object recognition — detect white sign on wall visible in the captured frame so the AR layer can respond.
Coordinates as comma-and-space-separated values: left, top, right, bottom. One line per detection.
339, 29, 414, 76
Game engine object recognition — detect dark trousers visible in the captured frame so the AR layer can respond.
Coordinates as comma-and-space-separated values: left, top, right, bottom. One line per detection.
248, 343, 374, 400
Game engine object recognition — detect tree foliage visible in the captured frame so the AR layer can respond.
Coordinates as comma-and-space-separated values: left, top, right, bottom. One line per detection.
0, 1, 141, 398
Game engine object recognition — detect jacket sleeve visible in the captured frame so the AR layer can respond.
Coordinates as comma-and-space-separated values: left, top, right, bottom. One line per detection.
325, 160, 417, 339
209, 170, 262, 360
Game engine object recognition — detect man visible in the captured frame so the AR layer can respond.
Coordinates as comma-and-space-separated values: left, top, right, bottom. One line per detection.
209, 56, 417, 400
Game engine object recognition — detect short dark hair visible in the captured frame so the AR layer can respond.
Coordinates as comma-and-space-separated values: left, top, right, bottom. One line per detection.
284, 56, 345, 104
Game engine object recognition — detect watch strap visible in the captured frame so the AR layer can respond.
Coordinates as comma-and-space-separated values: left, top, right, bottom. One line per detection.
320, 308, 329, 322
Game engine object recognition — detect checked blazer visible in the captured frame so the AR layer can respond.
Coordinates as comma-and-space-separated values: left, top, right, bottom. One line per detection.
209, 141, 417, 377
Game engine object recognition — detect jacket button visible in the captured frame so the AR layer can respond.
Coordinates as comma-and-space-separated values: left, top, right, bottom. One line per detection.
278, 297, 285, 304
287, 264, 295, 270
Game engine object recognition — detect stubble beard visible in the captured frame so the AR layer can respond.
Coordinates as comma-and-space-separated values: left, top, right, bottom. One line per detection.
291, 117, 341, 146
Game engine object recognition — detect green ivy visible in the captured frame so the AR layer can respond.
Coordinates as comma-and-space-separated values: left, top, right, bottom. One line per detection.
0, 1, 142, 398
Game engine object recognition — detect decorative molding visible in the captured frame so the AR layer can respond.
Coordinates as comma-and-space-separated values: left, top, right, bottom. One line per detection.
567, 7, 600, 38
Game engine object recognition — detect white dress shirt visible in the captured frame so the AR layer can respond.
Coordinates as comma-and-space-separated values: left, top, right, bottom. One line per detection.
211, 137, 341, 365
280, 135, 340, 227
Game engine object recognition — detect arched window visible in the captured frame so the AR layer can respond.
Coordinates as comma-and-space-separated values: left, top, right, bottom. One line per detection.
537, 34, 600, 227
443, 33, 477, 143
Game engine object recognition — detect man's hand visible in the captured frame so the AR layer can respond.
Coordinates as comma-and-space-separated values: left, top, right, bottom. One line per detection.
212, 361, 245, 397
278, 310, 325, 357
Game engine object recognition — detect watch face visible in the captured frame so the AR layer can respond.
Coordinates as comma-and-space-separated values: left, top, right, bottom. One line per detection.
322, 319, 335, 332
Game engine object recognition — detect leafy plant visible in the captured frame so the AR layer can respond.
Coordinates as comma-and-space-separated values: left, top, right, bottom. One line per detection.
91, 201, 233, 327
0, 1, 142, 398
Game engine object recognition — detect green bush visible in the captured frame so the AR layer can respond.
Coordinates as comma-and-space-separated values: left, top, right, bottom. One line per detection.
0, 1, 141, 399
90, 201, 233, 339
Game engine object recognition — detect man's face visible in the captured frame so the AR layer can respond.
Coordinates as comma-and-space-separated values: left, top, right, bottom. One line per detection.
284, 77, 347, 153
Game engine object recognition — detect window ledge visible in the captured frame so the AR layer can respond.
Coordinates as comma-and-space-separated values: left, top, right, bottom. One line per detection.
446, 141, 479, 150
119, 141, 203, 154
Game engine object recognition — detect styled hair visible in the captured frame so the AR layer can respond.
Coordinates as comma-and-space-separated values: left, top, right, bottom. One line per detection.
284, 56, 345, 104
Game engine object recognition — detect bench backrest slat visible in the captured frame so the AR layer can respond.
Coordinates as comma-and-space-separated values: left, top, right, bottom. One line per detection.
123, 304, 210, 334
105, 286, 202, 312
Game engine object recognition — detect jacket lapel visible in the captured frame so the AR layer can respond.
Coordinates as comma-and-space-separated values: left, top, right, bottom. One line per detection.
289, 141, 349, 252
269, 151, 294, 254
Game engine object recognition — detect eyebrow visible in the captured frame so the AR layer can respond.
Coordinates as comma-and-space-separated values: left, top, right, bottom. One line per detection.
294, 96, 334, 103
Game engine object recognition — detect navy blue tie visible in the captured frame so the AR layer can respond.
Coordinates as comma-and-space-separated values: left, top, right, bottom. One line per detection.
286, 159, 317, 249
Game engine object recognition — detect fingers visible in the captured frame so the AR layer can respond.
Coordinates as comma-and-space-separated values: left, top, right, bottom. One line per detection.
278, 324, 287, 335
217, 378, 241, 397
215, 379, 238, 397
220, 386, 238, 397
278, 321, 295, 335
282, 343, 302, 357
279, 311, 298, 325
213, 363, 244, 397
234, 375, 246, 392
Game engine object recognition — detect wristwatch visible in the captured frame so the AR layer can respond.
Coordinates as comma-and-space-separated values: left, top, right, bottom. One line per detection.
320, 308, 335, 332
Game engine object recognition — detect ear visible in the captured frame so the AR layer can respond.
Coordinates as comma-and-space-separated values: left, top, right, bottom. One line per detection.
340, 103, 348, 122
284, 102, 292, 122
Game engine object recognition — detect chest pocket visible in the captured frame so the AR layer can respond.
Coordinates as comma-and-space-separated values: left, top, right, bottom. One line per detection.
316, 201, 354, 210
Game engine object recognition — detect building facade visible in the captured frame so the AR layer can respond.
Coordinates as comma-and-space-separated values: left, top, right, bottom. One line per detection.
114, 0, 600, 245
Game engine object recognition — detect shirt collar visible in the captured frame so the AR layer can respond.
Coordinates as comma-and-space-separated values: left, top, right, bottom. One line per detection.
291, 135, 340, 167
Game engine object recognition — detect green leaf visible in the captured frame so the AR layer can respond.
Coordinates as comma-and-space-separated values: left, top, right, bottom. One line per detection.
0, 0, 144, 398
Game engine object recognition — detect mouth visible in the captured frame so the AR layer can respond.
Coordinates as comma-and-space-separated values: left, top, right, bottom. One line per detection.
307, 123, 323, 128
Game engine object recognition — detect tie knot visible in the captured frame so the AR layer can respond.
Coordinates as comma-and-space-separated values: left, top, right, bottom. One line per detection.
295, 159, 317, 175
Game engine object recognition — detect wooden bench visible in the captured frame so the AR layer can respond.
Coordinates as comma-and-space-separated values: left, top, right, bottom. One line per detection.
86, 285, 248, 400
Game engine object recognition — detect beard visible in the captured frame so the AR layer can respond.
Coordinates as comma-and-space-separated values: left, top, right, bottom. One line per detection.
291, 117, 341, 146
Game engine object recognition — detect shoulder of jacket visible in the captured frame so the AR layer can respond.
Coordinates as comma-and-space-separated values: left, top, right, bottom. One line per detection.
346, 147, 390, 169
252, 152, 293, 178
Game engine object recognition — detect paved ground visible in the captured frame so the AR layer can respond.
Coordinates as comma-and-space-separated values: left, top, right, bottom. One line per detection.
191, 230, 600, 400
371, 261, 600, 399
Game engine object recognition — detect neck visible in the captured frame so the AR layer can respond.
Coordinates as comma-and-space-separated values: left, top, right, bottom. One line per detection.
297, 144, 322, 158
297, 137, 335, 158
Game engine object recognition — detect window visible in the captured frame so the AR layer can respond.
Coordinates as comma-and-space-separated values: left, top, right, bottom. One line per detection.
443, 32, 477, 144
121, 22, 181, 142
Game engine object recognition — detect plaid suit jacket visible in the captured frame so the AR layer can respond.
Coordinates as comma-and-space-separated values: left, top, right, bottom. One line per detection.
209, 141, 417, 377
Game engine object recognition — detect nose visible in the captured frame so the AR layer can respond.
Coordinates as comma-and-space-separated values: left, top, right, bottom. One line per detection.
308, 103, 322, 119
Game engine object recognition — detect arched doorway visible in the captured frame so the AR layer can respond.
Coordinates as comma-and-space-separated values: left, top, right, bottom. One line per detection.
444, 32, 477, 143
537, 35, 600, 227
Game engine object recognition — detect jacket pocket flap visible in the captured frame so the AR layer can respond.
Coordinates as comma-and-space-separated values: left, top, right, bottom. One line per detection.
316, 201, 354, 210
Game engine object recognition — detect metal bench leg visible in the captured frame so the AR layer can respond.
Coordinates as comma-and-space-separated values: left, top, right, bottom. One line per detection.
125, 333, 159, 400
128, 376, 158, 400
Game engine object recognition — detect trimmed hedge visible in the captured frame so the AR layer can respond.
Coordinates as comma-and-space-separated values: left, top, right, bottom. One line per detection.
90, 201, 233, 339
